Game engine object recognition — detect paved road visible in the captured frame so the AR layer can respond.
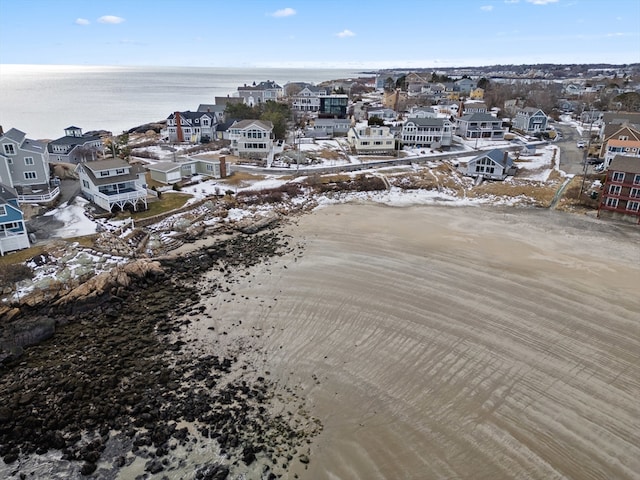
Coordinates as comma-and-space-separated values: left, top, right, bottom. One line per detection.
553, 123, 591, 176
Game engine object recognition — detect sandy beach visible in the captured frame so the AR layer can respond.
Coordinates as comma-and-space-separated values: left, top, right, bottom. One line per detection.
194, 203, 640, 480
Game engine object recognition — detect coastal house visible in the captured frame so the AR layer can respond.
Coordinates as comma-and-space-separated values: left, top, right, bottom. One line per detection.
463, 149, 516, 180
290, 85, 328, 113
598, 155, 640, 224
76, 158, 148, 212
408, 106, 437, 119
598, 124, 640, 159
147, 157, 226, 185
512, 107, 548, 134
347, 124, 396, 154
602, 139, 640, 169
47, 126, 104, 164
0, 183, 30, 255
237, 81, 283, 107
0, 127, 59, 203
307, 118, 351, 138
469, 87, 485, 100
401, 118, 452, 148
367, 107, 397, 121
318, 95, 349, 119
228, 119, 275, 159
164, 111, 218, 143
455, 113, 505, 140
463, 102, 488, 115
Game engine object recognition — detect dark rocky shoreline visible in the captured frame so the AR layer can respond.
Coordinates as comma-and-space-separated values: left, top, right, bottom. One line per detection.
0, 227, 319, 479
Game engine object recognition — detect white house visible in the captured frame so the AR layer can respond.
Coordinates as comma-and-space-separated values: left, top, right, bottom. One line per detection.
347, 124, 396, 154
455, 113, 506, 140
77, 158, 148, 212
237, 81, 283, 106
47, 126, 104, 164
228, 119, 275, 159
147, 157, 225, 185
164, 111, 218, 143
463, 149, 516, 180
401, 118, 452, 148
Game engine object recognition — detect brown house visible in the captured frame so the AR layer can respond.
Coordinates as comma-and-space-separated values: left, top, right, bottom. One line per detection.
598, 155, 640, 224
598, 124, 640, 159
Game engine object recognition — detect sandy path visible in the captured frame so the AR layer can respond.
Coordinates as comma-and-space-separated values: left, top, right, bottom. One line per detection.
198, 204, 640, 479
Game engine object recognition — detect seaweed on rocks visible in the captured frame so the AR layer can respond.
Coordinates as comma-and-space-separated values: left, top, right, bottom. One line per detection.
0, 229, 320, 478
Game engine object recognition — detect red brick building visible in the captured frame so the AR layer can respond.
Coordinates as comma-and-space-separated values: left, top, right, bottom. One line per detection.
598, 155, 640, 224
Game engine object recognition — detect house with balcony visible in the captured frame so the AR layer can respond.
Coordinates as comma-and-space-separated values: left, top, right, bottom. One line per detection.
77, 158, 148, 212
598, 124, 640, 159
512, 108, 548, 134
228, 119, 275, 160
0, 127, 59, 203
463, 102, 488, 115
290, 85, 328, 113
603, 139, 640, 169
462, 149, 516, 180
237, 80, 283, 107
455, 113, 505, 140
401, 118, 452, 148
367, 107, 397, 121
164, 111, 218, 143
47, 126, 104, 164
0, 183, 30, 255
347, 124, 396, 154
598, 155, 640, 224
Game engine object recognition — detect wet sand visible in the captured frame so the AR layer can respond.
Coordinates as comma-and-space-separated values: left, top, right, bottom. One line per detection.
200, 204, 640, 479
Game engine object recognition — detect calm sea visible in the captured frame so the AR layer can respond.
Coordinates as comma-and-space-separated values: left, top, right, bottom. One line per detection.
0, 65, 364, 140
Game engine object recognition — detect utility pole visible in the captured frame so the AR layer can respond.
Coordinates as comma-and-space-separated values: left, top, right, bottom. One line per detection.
578, 108, 595, 198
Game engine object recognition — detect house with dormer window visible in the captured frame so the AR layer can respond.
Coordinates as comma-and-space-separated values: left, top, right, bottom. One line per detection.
598, 155, 640, 224
291, 85, 328, 113
512, 108, 548, 134
598, 124, 640, 160
347, 124, 396, 154
603, 139, 640, 169
76, 158, 148, 212
237, 81, 283, 107
0, 183, 30, 255
47, 126, 104, 164
164, 111, 218, 143
0, 127, 59, 203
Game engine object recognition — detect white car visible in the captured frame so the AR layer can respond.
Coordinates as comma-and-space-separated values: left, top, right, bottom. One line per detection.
577, 141, 586, 148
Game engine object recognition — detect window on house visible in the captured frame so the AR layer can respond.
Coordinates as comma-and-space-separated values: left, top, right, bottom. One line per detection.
3, 144, 15, 155
612, 171, 625, 182
206, 164, 213, 171
100, 171, 110, 177
82, 180, 89, 189
619, 135, 629, 141
608, 185, 622, 195
24, 157, 34, 165
627, 201, 640, 212
0, 206, 6, 216
24, 171, 37, 180
634, 174, 640, 185
605, 197, 619, 208
116, 168, 125, 174
631, 188, 640, 198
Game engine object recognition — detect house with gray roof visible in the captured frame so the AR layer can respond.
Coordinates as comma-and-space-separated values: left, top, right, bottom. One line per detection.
76, 158, 147, 212
598, 155, 640, 224
164, 111, 218, 144
0, 127, 59, 203
228, 120, 275, 159
455, 113, 506, 140
512, 107, 548, 134
0, 183, 30, 255
291, 85, 329, 113
237, 81, 283, 107
147, 157, 225, 185
48, 126, 104, 164
463, 149, 516, 180
401, 118, 452, 148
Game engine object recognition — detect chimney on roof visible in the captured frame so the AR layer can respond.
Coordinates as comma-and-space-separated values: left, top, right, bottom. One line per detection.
0, 125, 3, 135
175, 112, 184, 143
219, 156, 227, 178
503, 151, 509, 164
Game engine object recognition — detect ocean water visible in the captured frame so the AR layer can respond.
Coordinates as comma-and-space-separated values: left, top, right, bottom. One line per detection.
0, 65, 363, 140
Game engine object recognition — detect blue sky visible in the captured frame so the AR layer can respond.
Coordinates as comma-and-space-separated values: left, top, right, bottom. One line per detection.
1, 0, 638, 68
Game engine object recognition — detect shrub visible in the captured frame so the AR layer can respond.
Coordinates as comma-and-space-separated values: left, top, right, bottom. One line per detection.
0, 264, 34, 291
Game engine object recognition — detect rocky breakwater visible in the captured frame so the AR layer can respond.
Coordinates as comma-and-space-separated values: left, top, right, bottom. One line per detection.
0, 227, 320, 479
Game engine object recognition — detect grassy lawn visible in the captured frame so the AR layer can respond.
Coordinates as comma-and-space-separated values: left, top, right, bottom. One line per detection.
129, 192, 193, 219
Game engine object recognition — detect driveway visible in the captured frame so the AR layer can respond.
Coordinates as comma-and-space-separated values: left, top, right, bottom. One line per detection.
553, 124, 590, 175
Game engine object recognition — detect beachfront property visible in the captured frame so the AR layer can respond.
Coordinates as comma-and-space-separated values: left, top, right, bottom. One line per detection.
602, 139, 640, 169
366, 107, 397, 122
462, 101, 488, 115
228, 119, 275, 160
164, 111, 218, 144
76, 158, 148, 212
347, 124, 396, 154
0, 127, 59, 203
455, 113, 506, 141
47, 126, 104, 164
147, 157, 225, 185
408, 106, 438, 119
318, 94, 349, 119
401, 118, 453, 148
307, 118, 351, 138
290, 85, 328, 113
598, 124, 640, 160
236, 81, 283, 107
598, 155, 640, 224
512, 107, 549, 134
463, 149, 516, 180
0, 183, 30, 255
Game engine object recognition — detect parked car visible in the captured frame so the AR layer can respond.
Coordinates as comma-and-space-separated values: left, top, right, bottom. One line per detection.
577, 140, 586, 148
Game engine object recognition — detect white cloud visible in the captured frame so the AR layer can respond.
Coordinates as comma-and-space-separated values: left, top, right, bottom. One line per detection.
271, 7, 296, 17
75, 18, 90, 26
481, 5, 494, 11
336, 29, 356, 38
526, 0, 559, 4
98, 15, 125, 24
505, 0, 519, 3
